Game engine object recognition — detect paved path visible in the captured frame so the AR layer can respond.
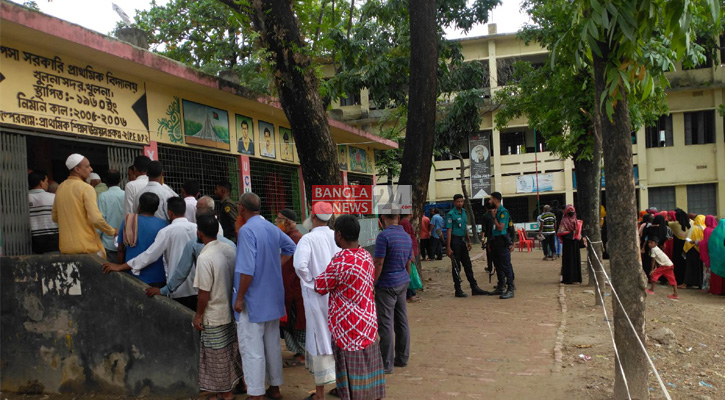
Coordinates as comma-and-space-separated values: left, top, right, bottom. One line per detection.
281, 248, 577, 399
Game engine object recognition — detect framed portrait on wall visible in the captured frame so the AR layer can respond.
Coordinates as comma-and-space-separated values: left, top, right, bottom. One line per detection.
258, 120, 276, 158
236, 115, 254, 155
280, 127, 294, 162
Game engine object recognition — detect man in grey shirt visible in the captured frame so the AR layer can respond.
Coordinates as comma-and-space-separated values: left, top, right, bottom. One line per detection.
133, 161, 177, 221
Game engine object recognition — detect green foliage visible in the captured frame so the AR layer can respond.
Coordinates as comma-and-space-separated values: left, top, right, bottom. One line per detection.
21, 1, 39, 11
117, 0, 273, 94
566, 0, 722, 119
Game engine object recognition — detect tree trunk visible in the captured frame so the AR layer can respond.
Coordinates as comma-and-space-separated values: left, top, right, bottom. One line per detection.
455, 153, 481, 244
593, 43, 648, 399
572, 136, 603, 306
397, 0, 437, 231
220, 0, 342, 200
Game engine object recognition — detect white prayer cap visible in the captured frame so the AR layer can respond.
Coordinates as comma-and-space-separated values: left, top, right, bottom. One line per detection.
65, 153, 85, 170
312, 202, 333, 222
89, 173, 101, 180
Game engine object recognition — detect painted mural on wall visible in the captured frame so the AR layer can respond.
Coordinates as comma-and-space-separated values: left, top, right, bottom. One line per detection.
0, 42, 149, 144
258, 120, 276, 159
236, 114, 255, 155
182, 100, 230, 150
349, 146, 368, 173
279, 127, 294, 162
157, 96, 182, 143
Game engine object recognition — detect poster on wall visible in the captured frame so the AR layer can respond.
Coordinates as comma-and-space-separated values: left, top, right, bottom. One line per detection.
236, 114, 254, 155
349, 146, 368, 173
338, 145, 348, 170
469, 131, 492, 199
516, 174, 554, 193
279, 127, 294, 162
182, 100, 230, 150
258, 120, 276, 158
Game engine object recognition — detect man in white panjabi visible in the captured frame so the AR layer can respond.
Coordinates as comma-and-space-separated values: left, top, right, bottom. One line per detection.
293, 202, 341, 400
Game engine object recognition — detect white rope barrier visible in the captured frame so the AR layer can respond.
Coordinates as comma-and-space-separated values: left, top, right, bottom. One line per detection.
585, 236, 673, 400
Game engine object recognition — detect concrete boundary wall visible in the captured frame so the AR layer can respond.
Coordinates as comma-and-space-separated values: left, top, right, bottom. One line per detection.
1, 254, 199, 396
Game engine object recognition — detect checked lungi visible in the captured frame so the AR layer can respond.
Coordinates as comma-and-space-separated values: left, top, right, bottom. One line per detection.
333, 341, 386, 400
199, 322, 243, 393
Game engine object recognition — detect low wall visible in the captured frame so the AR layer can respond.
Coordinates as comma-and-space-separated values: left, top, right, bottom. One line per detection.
1, 254, 198, 396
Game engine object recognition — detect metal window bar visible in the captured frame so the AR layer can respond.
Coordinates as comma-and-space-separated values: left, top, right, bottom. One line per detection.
249, 159, 301, 222
347, 173, 373, 186
157, 145, 240, 207
1, 131, 31, 256
108, 147, 142, 190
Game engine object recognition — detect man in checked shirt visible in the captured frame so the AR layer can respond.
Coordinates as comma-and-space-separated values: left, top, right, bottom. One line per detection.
315, 215, 386, 400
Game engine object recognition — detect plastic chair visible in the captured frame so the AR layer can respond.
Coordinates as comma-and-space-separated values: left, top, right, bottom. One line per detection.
517, 229, 533, 252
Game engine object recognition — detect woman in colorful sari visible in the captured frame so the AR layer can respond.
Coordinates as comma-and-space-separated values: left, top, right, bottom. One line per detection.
699, 215, 717, 292
558, 205, 586, 285
682, 215, 705, 288
669, 209, 691, 285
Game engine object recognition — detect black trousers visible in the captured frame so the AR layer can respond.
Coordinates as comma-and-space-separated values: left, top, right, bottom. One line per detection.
491, 236, 515, 289
432, 236, 443, 259
450, 236, 477, 290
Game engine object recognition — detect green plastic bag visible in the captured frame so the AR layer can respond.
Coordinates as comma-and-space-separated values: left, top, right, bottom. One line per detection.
409, 262, 423, 290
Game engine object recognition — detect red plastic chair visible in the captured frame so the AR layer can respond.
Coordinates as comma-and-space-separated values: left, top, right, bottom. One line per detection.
517, 229, 533, 252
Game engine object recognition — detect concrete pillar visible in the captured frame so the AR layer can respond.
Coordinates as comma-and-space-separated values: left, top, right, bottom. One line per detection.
492, 123, 503, 193
564, 158, 574, 205
636, 125, 648, 209
675, 185, 688, 210
714, 89, 725, 215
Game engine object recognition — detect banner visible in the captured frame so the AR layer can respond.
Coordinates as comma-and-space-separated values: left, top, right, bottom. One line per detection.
516, 174, 554, 193
469, 131, 492, 199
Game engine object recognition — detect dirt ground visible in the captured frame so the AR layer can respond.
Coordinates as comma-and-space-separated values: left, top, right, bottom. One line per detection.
3, 247, 724, 399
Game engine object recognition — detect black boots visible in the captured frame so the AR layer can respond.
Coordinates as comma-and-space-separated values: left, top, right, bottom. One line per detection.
471, 286, 490, 296
488, 285, 505, 296
455, 290, 468, 297
500, 286, 515, 299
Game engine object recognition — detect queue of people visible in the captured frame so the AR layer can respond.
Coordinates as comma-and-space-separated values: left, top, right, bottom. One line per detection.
28, 153, 397, 400
638, 208, 725, 297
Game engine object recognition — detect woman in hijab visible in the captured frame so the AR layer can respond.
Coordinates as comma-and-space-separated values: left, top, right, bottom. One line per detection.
669, 208, 691, 285
700, 215, 717, 292
557, 205, 586, 284
682, 215, 705, 288
639, 214, 654, 278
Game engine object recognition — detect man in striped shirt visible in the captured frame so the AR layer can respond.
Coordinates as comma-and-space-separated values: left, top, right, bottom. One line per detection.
537, 205, 557, 261
28, 170, 59, 254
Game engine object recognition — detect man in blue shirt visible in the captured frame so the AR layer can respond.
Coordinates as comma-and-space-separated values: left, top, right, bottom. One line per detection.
489, 192, 515, 299
232, 192, 296, 400
97, 170, 125, 262
446, 195, 488, 297
374, 213, 412, 374
430, 208, 445, 260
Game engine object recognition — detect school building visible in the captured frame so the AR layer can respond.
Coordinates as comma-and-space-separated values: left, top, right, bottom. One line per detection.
0, 1, 394, 256
328, 24, 725, 224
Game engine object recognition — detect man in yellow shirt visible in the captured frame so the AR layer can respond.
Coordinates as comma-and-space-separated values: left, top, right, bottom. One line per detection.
52, 153, 116, 256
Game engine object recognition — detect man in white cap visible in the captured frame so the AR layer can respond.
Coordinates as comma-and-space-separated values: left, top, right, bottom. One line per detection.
89, 172, 108, 196
293, 202, 340, 400
52, 154, 116, 256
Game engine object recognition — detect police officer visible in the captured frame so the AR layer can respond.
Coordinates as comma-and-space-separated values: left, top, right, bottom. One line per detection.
214, 180, 238, 243
489, 192, 515, 299
446, 194, 488, 297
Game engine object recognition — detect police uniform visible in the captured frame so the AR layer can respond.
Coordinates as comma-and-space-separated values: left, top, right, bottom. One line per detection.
446, 207, 484, 295
219, 196, 238, 242
490, 205, 515, 297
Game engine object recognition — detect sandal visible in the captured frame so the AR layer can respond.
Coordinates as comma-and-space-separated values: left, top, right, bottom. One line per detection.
264, 388, 283, 400
329, 388, 340, 397
283, 359, 302, 368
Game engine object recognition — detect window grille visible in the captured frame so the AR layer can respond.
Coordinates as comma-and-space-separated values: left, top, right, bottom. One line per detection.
249, 158, 302, 222
347, 173, 373, 186
108, 147, 142, 189
648, 186, 676, 212
687, 184, 717, 216
157, 144, 240, 202
1, 131, 31, 255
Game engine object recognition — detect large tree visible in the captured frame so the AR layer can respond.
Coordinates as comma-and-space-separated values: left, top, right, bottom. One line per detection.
567, 0, 721, 397
218, 0, 343, 195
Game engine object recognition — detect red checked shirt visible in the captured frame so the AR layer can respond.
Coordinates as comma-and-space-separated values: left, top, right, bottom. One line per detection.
315, 248, 378, 351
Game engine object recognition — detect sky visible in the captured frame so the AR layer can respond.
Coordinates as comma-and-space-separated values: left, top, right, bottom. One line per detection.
11, 0, 530, 38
